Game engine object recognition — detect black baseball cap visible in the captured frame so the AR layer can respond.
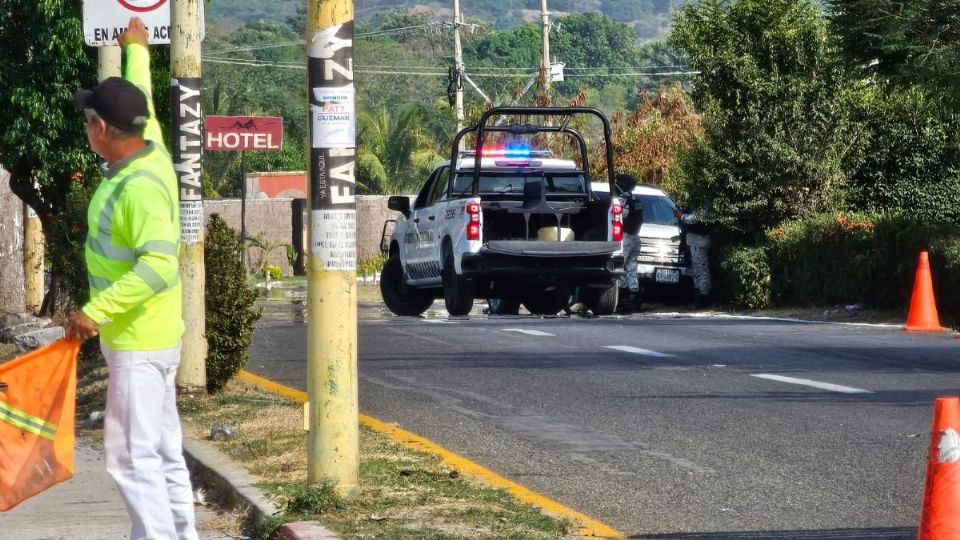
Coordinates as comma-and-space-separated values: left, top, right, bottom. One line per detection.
75, 77, 149, 133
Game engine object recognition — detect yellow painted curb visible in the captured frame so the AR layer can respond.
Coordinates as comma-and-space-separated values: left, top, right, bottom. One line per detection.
237, 370, 625, 539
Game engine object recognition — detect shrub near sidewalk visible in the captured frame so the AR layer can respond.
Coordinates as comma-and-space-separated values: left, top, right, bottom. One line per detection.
178, 379, 574, 540
716, 212, 960, 326
205, 214, 262, 393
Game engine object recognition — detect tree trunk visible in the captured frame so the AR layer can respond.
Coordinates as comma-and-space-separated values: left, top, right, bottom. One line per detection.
0, 167, 26, 313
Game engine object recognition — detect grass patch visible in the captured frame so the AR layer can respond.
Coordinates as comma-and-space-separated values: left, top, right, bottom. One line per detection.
179, 379, 575, 539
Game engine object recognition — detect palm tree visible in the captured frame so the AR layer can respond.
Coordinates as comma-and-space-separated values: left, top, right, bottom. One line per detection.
357, 103, 444, 194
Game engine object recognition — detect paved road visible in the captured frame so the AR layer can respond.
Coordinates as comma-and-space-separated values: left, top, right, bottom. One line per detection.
248, 294, 958, 538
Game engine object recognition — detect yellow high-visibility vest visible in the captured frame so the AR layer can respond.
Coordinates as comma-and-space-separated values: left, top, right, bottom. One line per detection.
81, 43, 184, 350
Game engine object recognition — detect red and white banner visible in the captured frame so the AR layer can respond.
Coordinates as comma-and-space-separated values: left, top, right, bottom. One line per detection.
205, 116, 284, 152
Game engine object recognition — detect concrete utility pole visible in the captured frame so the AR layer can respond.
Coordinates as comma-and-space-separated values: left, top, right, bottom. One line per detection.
23, 204, 43, 313
305, 0, 360, 497
453, 0, 465, 131
540, 0, 551, 92
171, 0, 207, 394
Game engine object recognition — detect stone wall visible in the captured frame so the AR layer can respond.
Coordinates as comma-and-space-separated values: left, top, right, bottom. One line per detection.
0, 167, 25, 313
203, 195, 398, 276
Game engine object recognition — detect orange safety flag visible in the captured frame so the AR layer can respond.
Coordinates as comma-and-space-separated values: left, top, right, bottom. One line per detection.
0, 338, 79, 511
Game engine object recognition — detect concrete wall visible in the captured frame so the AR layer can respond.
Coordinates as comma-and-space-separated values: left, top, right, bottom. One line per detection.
0, 167, 26, 313
204, 195, 398, 276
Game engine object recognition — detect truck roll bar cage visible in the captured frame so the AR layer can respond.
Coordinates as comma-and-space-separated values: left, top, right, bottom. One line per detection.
448, 106, 617, 199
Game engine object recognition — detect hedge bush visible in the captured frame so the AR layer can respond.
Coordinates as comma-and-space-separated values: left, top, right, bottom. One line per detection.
205, 214, 262, 393
717, 245, 771, 309
716, 212, 960, 326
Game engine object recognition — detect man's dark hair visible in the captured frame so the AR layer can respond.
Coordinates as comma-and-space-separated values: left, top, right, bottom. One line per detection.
615, 173, 638, 195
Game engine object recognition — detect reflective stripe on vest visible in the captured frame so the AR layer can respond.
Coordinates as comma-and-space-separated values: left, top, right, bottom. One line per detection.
86, 168, 178, 291
0, 400, 57, 440
88, 267, 180, 294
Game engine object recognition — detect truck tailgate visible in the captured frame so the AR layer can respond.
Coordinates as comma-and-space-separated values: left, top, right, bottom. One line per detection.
482, 240, 618, 257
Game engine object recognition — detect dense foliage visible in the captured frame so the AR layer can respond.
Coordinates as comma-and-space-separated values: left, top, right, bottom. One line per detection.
204, 214, 261, 393
847, 89, 960, 222
671, 0, 866, 233
715, 212, 960, 327
0, 1, 100, 312
829, 0, 960, 98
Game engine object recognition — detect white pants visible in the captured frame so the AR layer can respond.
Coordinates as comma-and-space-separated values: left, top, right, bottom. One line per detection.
102, 341, 199, 540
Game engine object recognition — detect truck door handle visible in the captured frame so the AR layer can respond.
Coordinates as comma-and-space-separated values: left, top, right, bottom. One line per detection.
427, 216, 435, 220
413, 218, 420, 223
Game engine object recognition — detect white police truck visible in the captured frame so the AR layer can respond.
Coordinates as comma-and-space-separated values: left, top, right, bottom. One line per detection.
380, 107, 625, 317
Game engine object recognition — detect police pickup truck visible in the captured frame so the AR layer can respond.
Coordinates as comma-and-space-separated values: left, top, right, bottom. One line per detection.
380, 106, 624, 317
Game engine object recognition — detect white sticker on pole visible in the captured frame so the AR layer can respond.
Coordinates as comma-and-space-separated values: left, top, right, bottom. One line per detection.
310, 210, 356, 270
180, 200, 204, 243
310, 87, 355, 149
82, 0, 206, 47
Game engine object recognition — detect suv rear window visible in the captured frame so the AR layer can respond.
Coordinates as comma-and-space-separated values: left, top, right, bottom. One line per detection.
451, 173, 587, 196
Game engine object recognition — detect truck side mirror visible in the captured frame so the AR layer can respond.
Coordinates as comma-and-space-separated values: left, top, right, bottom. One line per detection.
387, 195, 410, 217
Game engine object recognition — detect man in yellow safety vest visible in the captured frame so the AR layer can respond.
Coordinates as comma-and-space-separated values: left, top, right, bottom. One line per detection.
64, 17, 198, 540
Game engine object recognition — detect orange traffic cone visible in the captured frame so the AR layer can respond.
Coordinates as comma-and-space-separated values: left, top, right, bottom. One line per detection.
904, 251, 945, 332
919, 397, 960, 539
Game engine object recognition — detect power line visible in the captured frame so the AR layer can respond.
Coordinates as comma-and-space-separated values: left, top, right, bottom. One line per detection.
203, 58, 699, 77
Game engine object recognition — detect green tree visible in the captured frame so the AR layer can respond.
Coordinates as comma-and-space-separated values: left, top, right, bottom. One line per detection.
829, 0, 960, 97
552, 13, 644, 89
356, 103, 443, 194
204, 214, 261, 393
671, 0, 866, 234
0, 2, 102, 310
847, 88, 960, 222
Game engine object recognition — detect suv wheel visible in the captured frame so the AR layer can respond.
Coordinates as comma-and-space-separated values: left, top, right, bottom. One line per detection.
442, 248, 473, 316
380, 255, 434, 316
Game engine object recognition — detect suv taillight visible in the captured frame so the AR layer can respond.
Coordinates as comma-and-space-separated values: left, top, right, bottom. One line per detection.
467, 202, 481, 241
611, 201, 623, 242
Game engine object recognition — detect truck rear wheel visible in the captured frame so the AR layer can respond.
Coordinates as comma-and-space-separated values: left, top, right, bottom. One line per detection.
583, 284, 618, 316
443, 249, 474, 316
380, 255, 434, 316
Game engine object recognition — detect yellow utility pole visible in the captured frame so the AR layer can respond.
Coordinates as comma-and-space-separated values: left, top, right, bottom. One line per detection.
171, 0, 207, 394
305, 0, 359, 497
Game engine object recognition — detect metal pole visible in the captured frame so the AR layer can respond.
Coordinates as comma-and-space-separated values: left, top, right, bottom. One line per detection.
306, 0, 359, 497
453, 0, 464, 132
171, 0, 207, 394
240, 150, 247, 269
540, 0, 551, 93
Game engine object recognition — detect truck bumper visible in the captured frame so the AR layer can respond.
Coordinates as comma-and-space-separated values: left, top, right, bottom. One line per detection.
461, 240, 623, 287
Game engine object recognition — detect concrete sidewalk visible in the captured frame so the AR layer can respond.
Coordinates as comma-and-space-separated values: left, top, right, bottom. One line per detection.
2, 435, 248, 539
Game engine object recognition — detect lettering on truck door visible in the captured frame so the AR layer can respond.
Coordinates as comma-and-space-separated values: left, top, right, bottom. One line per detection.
417, 166, 450, 280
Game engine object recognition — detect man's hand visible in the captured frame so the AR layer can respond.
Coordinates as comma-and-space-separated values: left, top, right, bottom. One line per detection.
118, 17, 148, 48
65, 312, 99, 341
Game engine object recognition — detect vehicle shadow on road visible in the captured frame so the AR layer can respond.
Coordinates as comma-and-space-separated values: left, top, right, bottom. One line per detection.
630, 525, 914, 539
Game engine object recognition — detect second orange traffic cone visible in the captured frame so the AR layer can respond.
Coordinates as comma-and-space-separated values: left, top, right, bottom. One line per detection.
904, 251, 945, 332
918, 397, 960, 539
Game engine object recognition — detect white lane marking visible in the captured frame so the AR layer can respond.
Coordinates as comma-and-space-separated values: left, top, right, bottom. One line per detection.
502, 328, 555, 337
750, 374, 873, 394
604, 345, 676, 358
425, 319, 456, 324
